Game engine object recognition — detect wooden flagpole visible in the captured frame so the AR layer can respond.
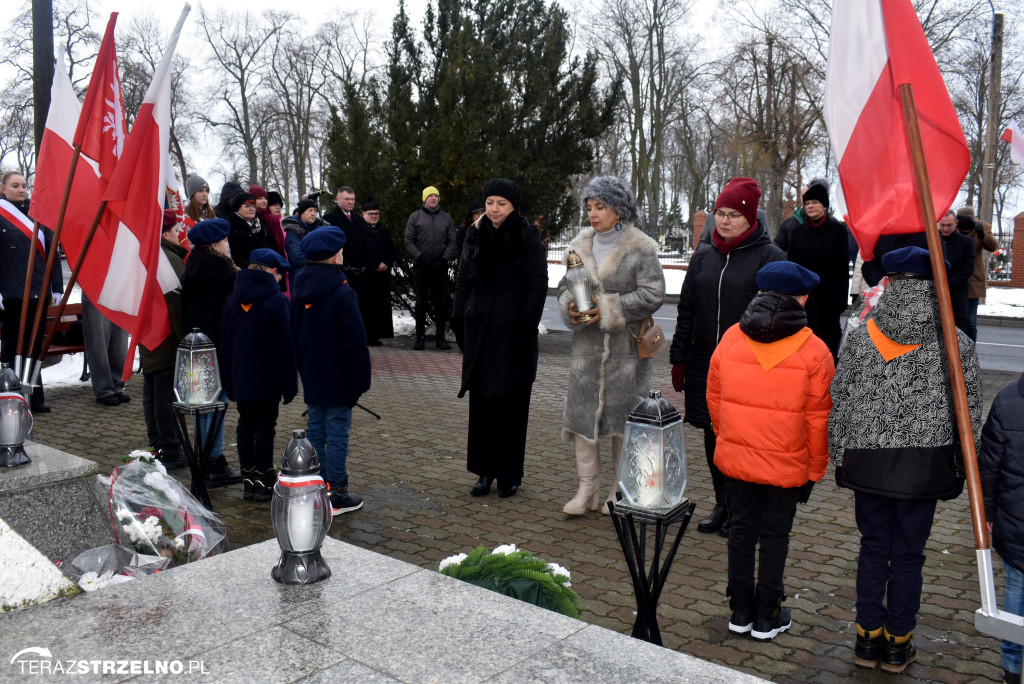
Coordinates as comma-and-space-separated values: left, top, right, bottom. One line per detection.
21, 145, 83, 387
13, 219, 42, 378
25, 198, 108, 391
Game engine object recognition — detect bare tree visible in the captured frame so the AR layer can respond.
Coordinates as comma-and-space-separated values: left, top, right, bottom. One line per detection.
197, 8, 281, 183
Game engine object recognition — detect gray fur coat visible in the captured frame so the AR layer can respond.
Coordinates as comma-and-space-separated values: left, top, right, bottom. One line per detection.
557, 223, 666, 443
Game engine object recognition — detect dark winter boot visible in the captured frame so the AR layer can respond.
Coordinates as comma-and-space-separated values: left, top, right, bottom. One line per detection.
242, 467, 256, 500
854, 624, 883, 668
751, 590, 791, 641
698, 503, 728, 534
253, 470, 275, 502
1004, 669, 1022, 684
329, 478, 363, 516
413, 336, 426, 351
727, 584, 755, 635
207, 456, 243, 488
880, 629, 916, 674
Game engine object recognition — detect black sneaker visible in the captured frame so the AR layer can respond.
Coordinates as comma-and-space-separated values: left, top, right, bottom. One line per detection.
207, 462, 243, 488
96, 394, 120, 406
413, 336, 426, 350
727, 588, 755, 635
330, 490, 364, 515
855, 624, 883, 668
751, 594, 791, 641
116, 392, 131, 403
880, 630, 916, 673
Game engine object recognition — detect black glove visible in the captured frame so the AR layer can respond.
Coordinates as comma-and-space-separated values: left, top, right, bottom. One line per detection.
282, 395, 294, 405
797, 481, 815, 504
974, 222, 985, 238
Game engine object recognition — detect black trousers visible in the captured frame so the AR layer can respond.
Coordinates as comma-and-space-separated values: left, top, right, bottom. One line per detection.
236, 400, 279, 475
725, 478, 799, 600
855, 492, 937, 635
0, 298, 46, 406
703, 426, 726, 504
412, 262, 449, 338
466, 386, 532, 487
142, 368, 181, 459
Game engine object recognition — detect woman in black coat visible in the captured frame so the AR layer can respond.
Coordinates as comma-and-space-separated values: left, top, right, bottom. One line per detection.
452, 178, 547, 498
669, 178, 784, 536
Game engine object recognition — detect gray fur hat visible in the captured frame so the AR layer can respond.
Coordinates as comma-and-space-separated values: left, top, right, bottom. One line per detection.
580, 175, 641, 224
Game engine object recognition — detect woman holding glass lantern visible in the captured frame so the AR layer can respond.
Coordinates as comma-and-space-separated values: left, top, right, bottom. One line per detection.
452, 178, 547, 499
557, 176, 665, 515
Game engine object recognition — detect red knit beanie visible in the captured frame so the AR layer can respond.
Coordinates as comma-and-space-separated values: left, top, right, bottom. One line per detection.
714, 177, 761, 228
248, 184, 268, 199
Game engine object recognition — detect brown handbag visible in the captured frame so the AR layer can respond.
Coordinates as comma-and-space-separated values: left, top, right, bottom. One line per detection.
629, 316, 668, 360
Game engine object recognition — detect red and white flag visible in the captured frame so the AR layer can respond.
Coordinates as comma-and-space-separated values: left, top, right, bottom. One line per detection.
1003, 120, 1024, 165
0, 199, 46, 258
823, 0, 969, 260
101, 5, 191, 376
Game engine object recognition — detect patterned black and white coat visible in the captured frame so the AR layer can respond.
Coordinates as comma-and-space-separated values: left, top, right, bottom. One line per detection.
557, 223, 665, 444
828, 277, 983, 501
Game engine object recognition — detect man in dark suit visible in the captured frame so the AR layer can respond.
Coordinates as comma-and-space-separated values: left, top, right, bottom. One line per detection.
323, 186, 369, 291
938, 210, 975, 336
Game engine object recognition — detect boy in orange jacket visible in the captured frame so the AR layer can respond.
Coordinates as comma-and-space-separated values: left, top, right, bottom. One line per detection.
707, 261, 835, 641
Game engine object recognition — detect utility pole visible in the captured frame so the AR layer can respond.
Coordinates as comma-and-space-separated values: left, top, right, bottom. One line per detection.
979, 12, 1003, 225
31, 0, 54, 157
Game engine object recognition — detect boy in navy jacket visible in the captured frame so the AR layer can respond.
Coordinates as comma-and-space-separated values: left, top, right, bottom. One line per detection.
291, 227, 371, 515
221, 249, 298, 501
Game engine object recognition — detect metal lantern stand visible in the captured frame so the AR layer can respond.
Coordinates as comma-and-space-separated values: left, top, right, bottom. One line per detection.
171, 401, 227, 510
609, 497, 696, 645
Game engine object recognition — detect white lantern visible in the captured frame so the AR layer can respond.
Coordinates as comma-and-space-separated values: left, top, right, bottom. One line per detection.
174, 329, 223, 405
271, 430, 332, 584
565, 250, 597, 323
617, 391, 687, 509
0, 364, 32, 468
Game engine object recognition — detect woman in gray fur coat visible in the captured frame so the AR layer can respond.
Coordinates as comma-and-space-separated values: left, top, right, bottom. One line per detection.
557, 176, 666, 515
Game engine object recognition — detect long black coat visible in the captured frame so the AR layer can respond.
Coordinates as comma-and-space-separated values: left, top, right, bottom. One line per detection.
323, 206, 370, 280
0, 199, 63, 301
360, 221, 397, 340
227, 213, 276, 270
670, 222, 785, 427
776, 213, 850, 355
181, 248, 237, 348
940, 229, 975, 332
453, 215, 547, 399
980, 373, 1024, 574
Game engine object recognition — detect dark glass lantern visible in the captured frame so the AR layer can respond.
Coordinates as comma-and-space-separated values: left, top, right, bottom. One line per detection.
0, 364, 32, 468
271, 430, 332, 584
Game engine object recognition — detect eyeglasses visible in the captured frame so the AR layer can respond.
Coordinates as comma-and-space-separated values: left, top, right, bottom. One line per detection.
714, 210, 744, 222
365, 212, 380, 217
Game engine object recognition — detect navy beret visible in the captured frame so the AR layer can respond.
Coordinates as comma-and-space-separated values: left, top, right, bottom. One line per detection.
881, 246, 949, 278
249, 248, 290, 273
301, 226, 346, 261
756, 261, 820, 295
188, 218, 230, 246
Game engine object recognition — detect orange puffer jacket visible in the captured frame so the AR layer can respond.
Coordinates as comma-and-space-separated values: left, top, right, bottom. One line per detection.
707, 321, 835, 488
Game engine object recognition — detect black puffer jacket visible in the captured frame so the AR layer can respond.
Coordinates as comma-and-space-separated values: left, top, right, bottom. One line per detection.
980, 373, 1024, 574
669, 221, 785, 426
181, 248, 237, 348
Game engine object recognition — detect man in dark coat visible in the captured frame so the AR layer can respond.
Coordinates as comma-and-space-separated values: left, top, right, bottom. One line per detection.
323, 186, 370, 289
774, 178, 850, 359
140, 211, 188, 469
956, 206, 999, 341
670, 177, 785, 537
292, 226, 371, 516
0, 172, 63, 413
404, 185, 456, 350
359, 198, 397, 345
829, 246, 982, 674
979, 371, 1024, 684
221, 249, 297, 501
937, 210, 975, 336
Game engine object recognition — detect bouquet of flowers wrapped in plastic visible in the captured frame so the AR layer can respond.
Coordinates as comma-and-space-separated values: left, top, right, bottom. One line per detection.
840, 276, 889, 352
93, 451, 229, 577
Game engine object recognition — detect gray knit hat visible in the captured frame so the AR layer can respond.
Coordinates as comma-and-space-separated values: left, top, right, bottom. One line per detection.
186, 174, 209, 199
580, 175, 641, 224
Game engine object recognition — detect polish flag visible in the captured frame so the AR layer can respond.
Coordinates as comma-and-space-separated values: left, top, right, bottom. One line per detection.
101, 5, 191, 376
823, 0, 969, 260
1003, 120, 1024, 165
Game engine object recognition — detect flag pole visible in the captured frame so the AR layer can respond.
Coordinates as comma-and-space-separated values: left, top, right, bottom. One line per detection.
21, 146, 83, 387
13, 220, 43, 380
899, 83, 999, 614
24, 199, 107, 392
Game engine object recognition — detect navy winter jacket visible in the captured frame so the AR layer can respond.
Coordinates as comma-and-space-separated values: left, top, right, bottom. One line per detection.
221, 268, 298, 403
291, 263, 371, 407
980, 372, 1024, 574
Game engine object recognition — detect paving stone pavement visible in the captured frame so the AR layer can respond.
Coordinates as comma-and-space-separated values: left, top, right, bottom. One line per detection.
29, 334, 1020, 683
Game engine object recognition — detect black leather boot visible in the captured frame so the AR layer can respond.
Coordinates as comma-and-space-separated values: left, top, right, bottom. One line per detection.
207, 456, 243, 488
854, 624, 883, 668
698, 503, 728, 533
880, 629, 916, 673
471, 476, 494, 496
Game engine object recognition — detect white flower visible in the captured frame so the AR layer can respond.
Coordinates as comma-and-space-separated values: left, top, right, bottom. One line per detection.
174, 537, 185, 550
491, 544, 518, 556
78, 571, 114, 592
116, 507, 134, 522
141, 517, 162, 544
439, 553, 467, 571
547, 563, 571, 586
